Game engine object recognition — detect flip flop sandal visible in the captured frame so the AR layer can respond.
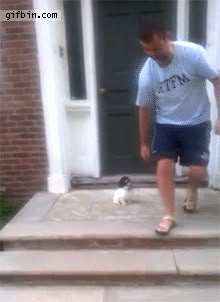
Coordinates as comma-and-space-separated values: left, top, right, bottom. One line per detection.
183, 197, 199, 213
155, 216, 176, 235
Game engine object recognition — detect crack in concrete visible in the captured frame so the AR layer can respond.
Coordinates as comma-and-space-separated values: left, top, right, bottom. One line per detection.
172, 250, 180, 275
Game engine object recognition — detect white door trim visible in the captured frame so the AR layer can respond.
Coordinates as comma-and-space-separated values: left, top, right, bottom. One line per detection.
33, 0, 70, 193
175, 0, 190, 177
34, 0, 101, 189
207, 0, 220, 189
81, 0, 101, 177
177, 0, 189, 41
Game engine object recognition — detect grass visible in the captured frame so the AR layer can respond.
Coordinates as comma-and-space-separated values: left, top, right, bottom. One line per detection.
0, 197, 23, 227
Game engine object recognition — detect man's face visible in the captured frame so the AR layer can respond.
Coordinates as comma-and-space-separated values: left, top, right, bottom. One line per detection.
139, 34, 172, 64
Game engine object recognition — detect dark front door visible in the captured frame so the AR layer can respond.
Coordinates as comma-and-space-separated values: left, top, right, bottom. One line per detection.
96, 0, 176, 175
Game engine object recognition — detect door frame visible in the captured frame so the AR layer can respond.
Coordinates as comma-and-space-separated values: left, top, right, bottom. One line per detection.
93, 0, 108, 175
33, 0, 190, 194
93, 0, 189, 176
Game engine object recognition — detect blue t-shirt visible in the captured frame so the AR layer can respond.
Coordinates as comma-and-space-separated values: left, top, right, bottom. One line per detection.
136, 41, 219, 125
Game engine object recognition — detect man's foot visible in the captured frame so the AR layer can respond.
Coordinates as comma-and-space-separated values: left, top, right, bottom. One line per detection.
155, 216, 176, 235
183, 189, 199, 213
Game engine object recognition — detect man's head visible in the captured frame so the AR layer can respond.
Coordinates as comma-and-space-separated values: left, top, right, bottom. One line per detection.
139, 30, 174, 65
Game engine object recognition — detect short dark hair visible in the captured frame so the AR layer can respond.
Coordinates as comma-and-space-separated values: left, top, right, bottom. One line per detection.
139, 30, 168, 43
138, 18, 169, 43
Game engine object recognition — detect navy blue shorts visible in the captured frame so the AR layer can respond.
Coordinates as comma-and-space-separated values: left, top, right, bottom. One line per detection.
151, 121, 211, 166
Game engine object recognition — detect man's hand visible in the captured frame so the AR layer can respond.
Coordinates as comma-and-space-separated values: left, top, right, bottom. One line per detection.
214, 118, 220, 135
138, 106, 152, 161
140, 144, 151, 161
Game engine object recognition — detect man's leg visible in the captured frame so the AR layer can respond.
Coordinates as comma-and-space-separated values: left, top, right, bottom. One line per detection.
179, 122, 211, 212
188, 165, 206, 191
156, 158, 176, 229
185, 165, 207, 211
152, 123, 178, 233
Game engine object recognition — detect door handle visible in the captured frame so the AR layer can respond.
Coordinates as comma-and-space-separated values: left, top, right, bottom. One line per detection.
99, 87, 107, 94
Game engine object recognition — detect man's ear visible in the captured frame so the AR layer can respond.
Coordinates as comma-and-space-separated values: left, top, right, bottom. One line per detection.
166, 32, 171, 40
159, 32, 170, 41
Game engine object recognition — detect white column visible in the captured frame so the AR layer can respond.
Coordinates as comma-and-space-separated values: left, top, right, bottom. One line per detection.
81, 0, 101, 177
207, 0, 220, 189
175, 0, 190, 177
177, 0, 189, 40
33, 0, 70, 193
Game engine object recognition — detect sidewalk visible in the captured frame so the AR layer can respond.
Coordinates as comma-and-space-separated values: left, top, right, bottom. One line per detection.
0, 283, 220, 302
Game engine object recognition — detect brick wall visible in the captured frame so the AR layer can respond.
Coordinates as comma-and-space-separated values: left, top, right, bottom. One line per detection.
0, 0, 48, 202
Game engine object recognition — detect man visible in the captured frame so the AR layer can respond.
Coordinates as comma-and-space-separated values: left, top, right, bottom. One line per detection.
136, 29, 220, 235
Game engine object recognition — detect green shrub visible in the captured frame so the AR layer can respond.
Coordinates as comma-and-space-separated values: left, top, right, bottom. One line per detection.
0, 197, 23, 225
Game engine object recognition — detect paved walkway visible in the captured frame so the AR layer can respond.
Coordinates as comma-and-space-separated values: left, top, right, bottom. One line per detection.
0, 283, 220, 302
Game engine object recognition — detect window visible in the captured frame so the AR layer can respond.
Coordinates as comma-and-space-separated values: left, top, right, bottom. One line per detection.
189, 0, 207, 46
64, 0, 86, 99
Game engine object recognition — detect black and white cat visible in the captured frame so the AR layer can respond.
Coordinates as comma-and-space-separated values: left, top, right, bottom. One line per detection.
113, 176, 133, 205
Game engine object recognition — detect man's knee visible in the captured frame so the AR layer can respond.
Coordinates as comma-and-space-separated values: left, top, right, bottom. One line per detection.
189, 165, 207, 181
157, 158, 176, 174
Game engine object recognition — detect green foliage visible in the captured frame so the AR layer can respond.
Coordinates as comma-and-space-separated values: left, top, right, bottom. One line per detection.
0, 197, 23, 225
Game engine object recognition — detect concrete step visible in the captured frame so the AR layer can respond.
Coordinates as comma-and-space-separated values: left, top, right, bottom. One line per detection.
0, 283, 220, 302
0, 248, 219, 285
71, 174, 208, 189
1, 221, 220, 250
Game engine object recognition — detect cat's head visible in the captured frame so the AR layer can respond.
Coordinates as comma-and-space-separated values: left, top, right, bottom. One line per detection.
118, 176, 132, 190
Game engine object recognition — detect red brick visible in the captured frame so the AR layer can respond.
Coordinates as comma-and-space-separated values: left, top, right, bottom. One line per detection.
0, 0, 32, 8
0, 165, 15, 171
0, 146, 21, 152
5, 27, 25, 34
7, 114, 26, 121
0, 122, 18, 128
20, 47, 37, 54
3, 87, 26, 95
0, 6, 48, 202
4, 170, 24, 176
3, 40, 27, 48
0, 116, 8, 122
18, 133, 37, 139
24, 87, 40, 94
15, 108, 34, 114
12, 82, 32, 88
0, 176, 17, 182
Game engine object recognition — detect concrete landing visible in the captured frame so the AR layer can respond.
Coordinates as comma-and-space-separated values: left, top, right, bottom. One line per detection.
46, 188, 219, 223
0, 188, 219, 246
0, 188, 220, 250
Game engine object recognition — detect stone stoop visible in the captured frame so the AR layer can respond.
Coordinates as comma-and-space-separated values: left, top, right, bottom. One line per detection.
0, 190, 219, 287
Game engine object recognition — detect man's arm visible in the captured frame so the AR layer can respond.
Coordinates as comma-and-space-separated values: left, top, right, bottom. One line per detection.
210, 75, 220, 135
194, 47, 220, 117
139, 106, 152, 145
210, 75, 220, 118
